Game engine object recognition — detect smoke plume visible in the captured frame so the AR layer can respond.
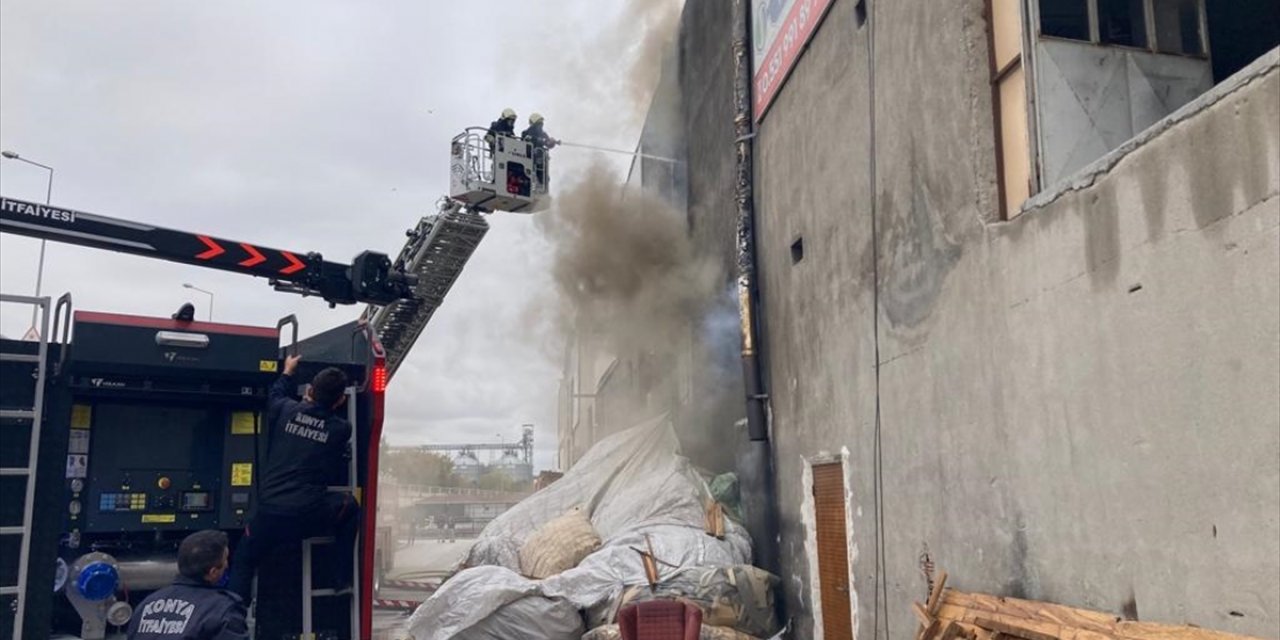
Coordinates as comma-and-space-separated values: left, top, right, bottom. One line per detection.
536, 164, 718, 359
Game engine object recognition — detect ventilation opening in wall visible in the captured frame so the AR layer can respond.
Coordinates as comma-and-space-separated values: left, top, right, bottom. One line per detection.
856, 0, 867, 27
791, 237, 805, 264
812, 461, 853, 639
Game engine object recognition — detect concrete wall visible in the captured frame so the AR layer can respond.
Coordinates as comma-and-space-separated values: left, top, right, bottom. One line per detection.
739, 0, 1279, 637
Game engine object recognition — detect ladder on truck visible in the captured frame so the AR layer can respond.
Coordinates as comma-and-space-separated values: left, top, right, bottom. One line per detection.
367, 201, 489, 378
0, 294, 51, 640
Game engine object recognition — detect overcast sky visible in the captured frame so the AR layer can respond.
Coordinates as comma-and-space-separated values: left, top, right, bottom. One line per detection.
0, 0, 664, 471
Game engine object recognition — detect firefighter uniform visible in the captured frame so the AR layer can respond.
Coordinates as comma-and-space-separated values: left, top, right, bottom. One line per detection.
126, 576, 247, 640
226, 372, 360, 602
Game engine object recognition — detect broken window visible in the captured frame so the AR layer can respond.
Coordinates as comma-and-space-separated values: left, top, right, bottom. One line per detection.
1153, 0, 1204, 55
1098, 0, 1149, 47
1039, 0, 1090, 40
994, 0, 1270, 216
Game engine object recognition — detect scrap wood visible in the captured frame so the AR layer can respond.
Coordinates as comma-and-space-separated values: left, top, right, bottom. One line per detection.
911, 573, 1265, 640
928, 571, 950, 614
704, 500, 727, 539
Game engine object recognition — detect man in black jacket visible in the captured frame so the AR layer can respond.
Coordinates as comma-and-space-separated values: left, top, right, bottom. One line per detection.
226, 354, 359, 604
128, 530, 247, 640
521, 112, 559, 186
486, 107, 518, 152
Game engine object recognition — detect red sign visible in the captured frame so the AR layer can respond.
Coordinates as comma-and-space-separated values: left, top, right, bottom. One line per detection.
752, 0, 837, 121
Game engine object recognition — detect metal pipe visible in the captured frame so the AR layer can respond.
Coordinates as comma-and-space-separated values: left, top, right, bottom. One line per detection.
116, 557, 178, 591
732, 0, 779, 577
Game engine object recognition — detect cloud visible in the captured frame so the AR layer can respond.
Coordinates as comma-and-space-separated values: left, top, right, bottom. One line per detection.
0, 0, 658, 472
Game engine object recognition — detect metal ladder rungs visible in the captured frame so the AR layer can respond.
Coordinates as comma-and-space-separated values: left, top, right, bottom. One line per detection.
0, 526, 24, 535
0, 586, 18, 596
308, 588, 352, 597
0, 468, 32, 476
0, 409, 35, 420
0, 353, 40, 363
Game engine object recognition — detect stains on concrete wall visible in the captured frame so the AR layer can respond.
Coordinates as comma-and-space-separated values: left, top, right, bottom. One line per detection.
880, 152, 963, 328
1082, 181, 1122, 288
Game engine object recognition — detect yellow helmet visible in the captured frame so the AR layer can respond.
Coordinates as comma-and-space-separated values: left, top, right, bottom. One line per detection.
501, 108, 517, 120
529, 112, 545, 125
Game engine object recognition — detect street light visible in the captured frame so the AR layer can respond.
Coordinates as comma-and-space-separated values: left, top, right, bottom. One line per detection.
1, 150, 55, 334
182, 283, 214, 321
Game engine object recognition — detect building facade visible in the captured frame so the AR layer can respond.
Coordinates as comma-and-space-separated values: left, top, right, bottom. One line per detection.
701, 0, 1277, 638
559, 1, 1278, 637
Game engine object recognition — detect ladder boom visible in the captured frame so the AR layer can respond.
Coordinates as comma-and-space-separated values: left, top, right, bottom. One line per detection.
0, 196, 414, 306
368, 201, 489, 378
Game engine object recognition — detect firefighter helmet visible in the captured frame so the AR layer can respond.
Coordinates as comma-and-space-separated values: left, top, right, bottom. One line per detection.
529, 112, 545, 125
501, 108, 517, 120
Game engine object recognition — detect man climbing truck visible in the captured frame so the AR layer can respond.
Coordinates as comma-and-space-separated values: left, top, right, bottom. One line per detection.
228, 354, 361, 605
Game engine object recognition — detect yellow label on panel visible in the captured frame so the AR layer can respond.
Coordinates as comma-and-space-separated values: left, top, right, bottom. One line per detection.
71, 404, 92, 429
142, 514, 176, 524
231, 463, 253, 487
259, 360, 278, 372
230, 412, 258, 435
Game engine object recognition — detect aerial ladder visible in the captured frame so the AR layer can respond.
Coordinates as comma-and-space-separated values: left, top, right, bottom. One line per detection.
366, 127, 550, 378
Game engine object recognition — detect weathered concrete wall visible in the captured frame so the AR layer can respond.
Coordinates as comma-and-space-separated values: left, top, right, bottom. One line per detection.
740, 0, 1280, 636
751, 0, 875, 636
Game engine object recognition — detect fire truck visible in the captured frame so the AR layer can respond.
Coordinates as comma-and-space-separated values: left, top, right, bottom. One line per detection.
0, 130, 547, 639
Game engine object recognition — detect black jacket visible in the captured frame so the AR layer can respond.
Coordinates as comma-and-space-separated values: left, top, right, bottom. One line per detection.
521, 122, 557, 150
126, 577, 247, 640
488, 117, 515, 137
256, 374, 351, 514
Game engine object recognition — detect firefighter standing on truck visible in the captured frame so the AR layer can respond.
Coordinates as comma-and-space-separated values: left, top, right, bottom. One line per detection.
227, 354, 360, 603
127, 530, 247, 640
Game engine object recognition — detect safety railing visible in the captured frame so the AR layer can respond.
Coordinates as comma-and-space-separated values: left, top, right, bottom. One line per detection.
451, 127, 496, 186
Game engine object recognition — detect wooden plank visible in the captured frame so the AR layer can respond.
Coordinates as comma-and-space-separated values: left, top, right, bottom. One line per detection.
915, 602, 936, 626
977, 616, 1063, 640
938, 621, 968, 640
928, 571, 951, 615
945, 591, 1121, 631
918, 618, 943, 640
945, 591, 1265, 640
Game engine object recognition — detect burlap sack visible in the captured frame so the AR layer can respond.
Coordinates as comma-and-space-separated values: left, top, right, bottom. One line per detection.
519, 507, 601, 579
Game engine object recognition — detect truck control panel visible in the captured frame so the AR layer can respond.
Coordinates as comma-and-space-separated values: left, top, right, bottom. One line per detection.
2, 307, 383, 640
62, 312, 279, 541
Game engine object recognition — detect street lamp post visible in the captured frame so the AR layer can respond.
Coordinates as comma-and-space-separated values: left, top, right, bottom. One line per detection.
1, 151, 55, 333
182, 283, 214, 321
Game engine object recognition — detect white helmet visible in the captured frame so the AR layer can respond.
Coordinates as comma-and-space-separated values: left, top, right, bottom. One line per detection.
501, 108, 517, 120
529, 112, 545, 125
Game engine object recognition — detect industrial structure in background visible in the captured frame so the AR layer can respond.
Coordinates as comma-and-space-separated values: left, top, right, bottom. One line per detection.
560, 1, 1279, 639
0, 125, 551, 640
398, 424, 536, 486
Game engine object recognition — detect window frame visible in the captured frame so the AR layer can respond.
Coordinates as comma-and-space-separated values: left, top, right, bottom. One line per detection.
1034, 0, 1209, 59
987, 0, 1042, 219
